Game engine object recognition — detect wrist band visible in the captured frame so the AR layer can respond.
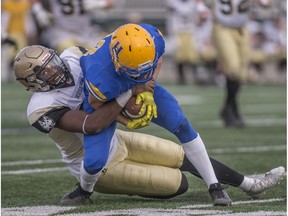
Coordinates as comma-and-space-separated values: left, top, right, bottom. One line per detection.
82, 115, 89, 134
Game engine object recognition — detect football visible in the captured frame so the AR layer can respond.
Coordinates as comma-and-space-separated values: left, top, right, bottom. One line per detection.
122, 96, 146, 119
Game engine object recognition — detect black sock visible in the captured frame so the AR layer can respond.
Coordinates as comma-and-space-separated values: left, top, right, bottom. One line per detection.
177, 63, 185, 84
225, 77, 240, 108
180, 155, 244, 187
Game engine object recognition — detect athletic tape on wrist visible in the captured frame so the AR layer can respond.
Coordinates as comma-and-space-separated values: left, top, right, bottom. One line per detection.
116, 89, 132, 108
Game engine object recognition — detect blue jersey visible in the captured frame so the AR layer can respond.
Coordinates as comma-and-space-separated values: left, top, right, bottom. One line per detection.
81, 34, 133, 103
80, 24, 165, 106
79, 24, 196, 174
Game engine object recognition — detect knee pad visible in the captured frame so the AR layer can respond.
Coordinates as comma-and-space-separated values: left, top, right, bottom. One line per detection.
118, 130, 184, 168
95, 161, 183, 197
83, 125, 116, 174
84, 157, 107, 174
173, 118, 198, 143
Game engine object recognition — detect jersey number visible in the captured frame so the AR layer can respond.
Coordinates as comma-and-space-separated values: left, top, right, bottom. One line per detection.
57, 0, 85, 15
219, 0, 249, 15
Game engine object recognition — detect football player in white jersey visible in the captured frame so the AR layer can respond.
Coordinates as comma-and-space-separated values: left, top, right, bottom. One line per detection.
166, 0, 198, 85
13, 45, 285, 205
207, 0, 251, 128
30, 0, 113, 53
206, 0, 273, 127
166, 0, 217, 85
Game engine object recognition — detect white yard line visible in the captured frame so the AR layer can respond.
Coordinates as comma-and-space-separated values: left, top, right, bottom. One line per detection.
210, 145, 286, 154
197, 118, 286, 128
2, 167, 67, 175
2, 144, 285, 175
181, 198, 286, 209
1, 198, 286, 216
2, 159, 62, 166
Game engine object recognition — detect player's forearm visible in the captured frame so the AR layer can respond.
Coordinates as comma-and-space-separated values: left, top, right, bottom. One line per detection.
84, 100, 123, 134
56, 100, 123, 134
116, 113, 129, 127
84, 90, 132, 133
60, 105, 121, 134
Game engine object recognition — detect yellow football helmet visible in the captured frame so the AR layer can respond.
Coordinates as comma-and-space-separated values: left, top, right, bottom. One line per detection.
13, 45, 74, 92
110, 23, 158, 83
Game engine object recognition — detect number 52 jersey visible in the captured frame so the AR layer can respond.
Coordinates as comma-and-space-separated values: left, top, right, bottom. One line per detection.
212, 0, 250, 28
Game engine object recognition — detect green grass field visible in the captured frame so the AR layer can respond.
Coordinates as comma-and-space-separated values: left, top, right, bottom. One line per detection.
1, 82, 287, 216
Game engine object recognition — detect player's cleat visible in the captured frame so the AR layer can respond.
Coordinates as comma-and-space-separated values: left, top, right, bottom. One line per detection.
231, 104, 245, 128
60, 184, 93, 205
220, 105, 245, 128
244, 166, 286, 198
233, 117, 245, 128
208, 183, 232, 206
220, 106, 235, 127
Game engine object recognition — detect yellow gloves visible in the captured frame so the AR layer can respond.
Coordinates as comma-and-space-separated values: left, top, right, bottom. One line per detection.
126, 116, 151, 129
135, 91, 157, 121
126, 91, 157, 130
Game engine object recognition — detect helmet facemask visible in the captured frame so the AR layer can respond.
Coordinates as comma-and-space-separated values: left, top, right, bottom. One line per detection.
14, 46, 74, 92
112, 49, 159, 84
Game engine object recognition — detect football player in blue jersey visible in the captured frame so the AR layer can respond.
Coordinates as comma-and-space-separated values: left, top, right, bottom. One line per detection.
61, 23, 232, 206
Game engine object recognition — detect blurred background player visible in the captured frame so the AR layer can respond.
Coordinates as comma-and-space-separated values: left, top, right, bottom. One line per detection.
193, 1, 217, 85
1, 0, 36, 82
165, 0, 217, 85
204, 0, 272, 128
209, 0, 251, 128
30, 0, 113, 53
165, 0, 198, 85
247, 0, 286, 83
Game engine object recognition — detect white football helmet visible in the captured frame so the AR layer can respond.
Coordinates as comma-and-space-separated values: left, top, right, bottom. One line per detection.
13, 45, 74, 92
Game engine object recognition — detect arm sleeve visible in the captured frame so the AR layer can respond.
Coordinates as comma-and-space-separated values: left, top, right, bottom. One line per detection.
30, 107, 71, 133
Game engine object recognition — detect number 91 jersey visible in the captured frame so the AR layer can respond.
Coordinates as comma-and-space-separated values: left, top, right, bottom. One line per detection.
212, 0, 250, 28
49, 0, 89, 32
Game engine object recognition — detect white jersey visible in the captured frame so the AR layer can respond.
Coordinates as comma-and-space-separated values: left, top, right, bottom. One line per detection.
41, 0, 104, 50
27, 48, 85, 119
26, 46, 117, 179
195, 19, 213, 52
166, 0, 197, 36
48, 0, 91, 33
212, 0, 249, 28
